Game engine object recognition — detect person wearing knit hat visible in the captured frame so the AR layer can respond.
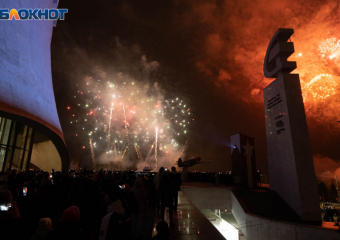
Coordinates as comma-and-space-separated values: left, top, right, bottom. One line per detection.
39, 218, 52, 228
47, 206, 90, 240
62, 206, 80, 222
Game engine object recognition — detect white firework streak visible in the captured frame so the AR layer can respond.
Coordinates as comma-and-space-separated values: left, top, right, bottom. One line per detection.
178, 140, 189, 158
89, 138, 96, 168
155, 127, 158, 169
145, 141, 155, 164
108, 102, 113, 149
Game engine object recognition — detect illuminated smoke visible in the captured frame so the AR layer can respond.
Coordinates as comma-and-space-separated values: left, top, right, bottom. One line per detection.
314, 154, 340, 186
178, 0, 340, 111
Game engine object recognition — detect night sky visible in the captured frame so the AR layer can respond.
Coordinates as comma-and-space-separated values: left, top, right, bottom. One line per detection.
51, 0, 340, 175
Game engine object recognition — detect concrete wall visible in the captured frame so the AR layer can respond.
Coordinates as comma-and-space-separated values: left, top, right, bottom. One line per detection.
264, 73, 320, 221
181, 187, 232, 210
31, 140, 62, 172
231, 192, 339, 240
0, 0, 69, 168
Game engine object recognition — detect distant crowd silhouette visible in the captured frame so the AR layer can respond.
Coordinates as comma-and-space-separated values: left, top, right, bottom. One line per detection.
186, 171, 234, 186
0, 166, 182, 240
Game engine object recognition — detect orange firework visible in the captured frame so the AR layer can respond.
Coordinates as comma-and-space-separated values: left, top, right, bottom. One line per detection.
303, 74, 337, 101
318, 37, 340, 59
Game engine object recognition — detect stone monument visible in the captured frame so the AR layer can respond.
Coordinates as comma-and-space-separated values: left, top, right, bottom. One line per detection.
263, 28, 320, 222
231, 133, 257, 188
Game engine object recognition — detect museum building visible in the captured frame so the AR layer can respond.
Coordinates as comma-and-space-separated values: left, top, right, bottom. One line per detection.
0, 0, 68, 172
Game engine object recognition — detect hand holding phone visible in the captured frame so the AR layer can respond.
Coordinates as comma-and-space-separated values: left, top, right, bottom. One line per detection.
8, 201, 20, 219
23, 187, 27, 196
0, 202, 12, 211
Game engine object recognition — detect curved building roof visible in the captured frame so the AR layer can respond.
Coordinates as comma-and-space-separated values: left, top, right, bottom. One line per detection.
0, 0, 69, 169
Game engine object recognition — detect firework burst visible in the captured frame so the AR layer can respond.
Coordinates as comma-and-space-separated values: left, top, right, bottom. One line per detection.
319, 37, 340, 60
69, 77, 193, 169
303, 74, 337, 101
291, 35, 340, 105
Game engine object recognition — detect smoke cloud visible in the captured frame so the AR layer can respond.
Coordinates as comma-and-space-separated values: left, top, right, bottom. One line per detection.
314, 154, 340, 187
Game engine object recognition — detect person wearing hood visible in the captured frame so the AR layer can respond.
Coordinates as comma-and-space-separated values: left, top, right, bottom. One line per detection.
30, 218, 52, 240
98, 183, 128, 240
131, 177, 147, 239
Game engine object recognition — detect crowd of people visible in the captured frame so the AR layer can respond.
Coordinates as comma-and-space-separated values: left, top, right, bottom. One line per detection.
186, 171, 263, 187
186, 171, 233, 186
0, 166, 181, 240
3, 165, 334, 240
322, 206, 340, 224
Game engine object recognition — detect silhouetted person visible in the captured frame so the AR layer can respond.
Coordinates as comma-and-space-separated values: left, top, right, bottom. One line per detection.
97, 183, 128, 240
154, 167, 165, 214
47, 206, 89, 240
211, 172, 216, 186
151, 221, 170, 240
215, 172, 220, 187
256, 170, 261, 186
225, 172, 231, 187
30, 218, 52, 240
78, 177, 100, 236
170, 167, 181, 211
160, 170, 174, 226
131, 177, 147, 239
0, 190, 25, 240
